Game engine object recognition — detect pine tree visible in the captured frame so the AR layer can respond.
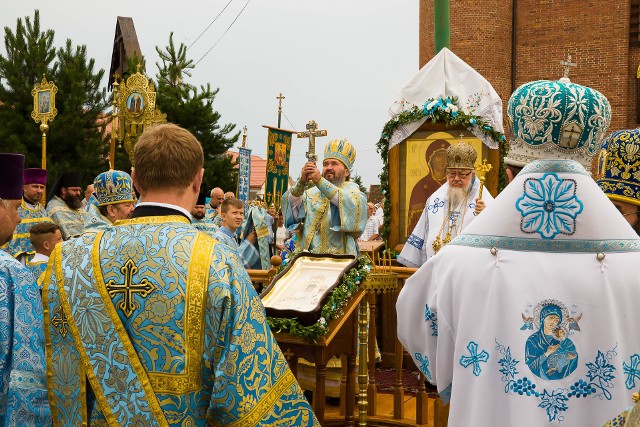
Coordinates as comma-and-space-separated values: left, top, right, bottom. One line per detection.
0, 10, 109, 189
352, 173, 368, 196
155, 33, 239, 193
0, 10, 56, 157
46, 39, 109, 182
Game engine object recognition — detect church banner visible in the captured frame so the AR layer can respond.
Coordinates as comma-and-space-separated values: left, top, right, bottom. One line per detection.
237, 147, 252, 204
264, 126, 294, 208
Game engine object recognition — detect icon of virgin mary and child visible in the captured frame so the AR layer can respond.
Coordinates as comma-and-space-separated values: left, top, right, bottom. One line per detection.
525, 301, 578, 380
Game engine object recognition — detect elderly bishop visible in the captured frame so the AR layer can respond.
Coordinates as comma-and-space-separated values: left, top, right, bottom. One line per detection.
398, 141, 494, 267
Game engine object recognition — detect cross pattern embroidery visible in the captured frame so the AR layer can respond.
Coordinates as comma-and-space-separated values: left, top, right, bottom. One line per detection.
51, 306, 69, 337
459, 341, 489, 377
105, 259, 156, 318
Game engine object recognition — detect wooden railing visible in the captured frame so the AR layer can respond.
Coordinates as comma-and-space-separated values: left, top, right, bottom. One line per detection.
248, 262, 450, 426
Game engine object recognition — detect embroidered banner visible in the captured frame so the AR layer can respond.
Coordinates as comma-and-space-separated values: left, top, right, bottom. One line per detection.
265, 127, 293, 208
237, 146, 252, 204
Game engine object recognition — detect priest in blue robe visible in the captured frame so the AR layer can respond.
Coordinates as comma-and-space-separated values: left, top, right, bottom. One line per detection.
3, 168, 52, 263
46, 171, 85, 240
282, 139, 367, 256
43, 124, 318, 426
0, 153, 51, 425
192, 193, 218, 238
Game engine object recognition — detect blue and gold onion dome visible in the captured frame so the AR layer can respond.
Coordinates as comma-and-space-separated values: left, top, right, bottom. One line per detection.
93, 170, 135, 206
505, 78, 611, 171
595, 128, 640, 207
324, 139, 356, 170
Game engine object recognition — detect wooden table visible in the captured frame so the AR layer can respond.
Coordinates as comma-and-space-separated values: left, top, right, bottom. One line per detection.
357, 240, 385, 257
273, 290, 366, 426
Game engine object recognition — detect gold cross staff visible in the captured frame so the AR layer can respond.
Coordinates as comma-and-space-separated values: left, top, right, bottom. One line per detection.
296, 120, 327, 162
105, 259, 156, 318
476, 159, 492, 200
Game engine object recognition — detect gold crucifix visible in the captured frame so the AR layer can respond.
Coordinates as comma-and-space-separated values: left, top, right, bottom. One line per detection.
105, 259, 156, 318
241, 126, 248, 148
277, 93, 285, 128
296, 120, 327, 162
476, 159, 492, 200
560, 54, 577, 80
51, 306, 69, 337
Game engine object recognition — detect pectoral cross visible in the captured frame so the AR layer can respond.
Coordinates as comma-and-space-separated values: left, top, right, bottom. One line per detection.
296, 120, 327, 162
560, 54, 576, 80
476, 159, 492, 200
105, 259, 156, 318
51, 306, 69, 337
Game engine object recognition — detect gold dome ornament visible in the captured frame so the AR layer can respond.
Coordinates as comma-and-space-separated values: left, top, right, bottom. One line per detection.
446, 141, 478, 170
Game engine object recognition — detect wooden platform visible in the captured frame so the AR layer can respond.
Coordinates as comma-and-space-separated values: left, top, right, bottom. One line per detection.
324, 393, 436, 426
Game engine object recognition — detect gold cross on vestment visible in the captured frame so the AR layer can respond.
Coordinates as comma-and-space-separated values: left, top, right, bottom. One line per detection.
105, 259, 156, 318
51, 306, 69, 337
560, 54, 577, 79
296, 120, 327, 162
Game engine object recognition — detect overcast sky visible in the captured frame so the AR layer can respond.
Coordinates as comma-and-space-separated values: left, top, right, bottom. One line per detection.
2, 1, 419, 188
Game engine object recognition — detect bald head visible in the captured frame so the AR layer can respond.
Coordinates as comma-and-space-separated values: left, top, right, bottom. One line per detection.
210, 187, 224, 208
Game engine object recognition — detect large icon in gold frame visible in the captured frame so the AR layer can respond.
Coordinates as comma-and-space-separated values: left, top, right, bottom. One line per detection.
113, 66, 166, 163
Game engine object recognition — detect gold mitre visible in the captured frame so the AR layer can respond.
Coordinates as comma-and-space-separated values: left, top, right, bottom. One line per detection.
446, 141, 477, 170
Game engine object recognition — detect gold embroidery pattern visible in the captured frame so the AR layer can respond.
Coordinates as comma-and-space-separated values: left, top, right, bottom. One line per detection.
50, 306, 69, 337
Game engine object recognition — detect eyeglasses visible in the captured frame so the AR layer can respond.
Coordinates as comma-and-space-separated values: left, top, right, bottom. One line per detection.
446, 170, 473, 178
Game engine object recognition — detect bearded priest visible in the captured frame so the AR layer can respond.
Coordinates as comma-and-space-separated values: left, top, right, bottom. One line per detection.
398, 141, 493, 268
46, 171, 84, 240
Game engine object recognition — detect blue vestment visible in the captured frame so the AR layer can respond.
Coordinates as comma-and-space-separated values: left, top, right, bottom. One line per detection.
43, 211, 318, 426
46, 196, 84, 240
282, 178, 367, 255
3, 199, 52, 259
0, 249, 51, 425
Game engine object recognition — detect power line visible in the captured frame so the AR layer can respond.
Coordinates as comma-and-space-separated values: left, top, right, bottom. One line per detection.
187, 0, 235, 51
194, 0, 252, 67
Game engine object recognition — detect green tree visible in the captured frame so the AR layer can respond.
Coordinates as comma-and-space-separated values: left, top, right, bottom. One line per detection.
0, 10, 56, 156
352, 173, 368, 196
155, 33, 239, 193
0, 10, 109, 190
46, 39, 109, 182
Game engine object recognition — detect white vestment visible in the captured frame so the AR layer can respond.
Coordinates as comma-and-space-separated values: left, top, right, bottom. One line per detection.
397, 160, 640, 426
398, 178, 494, 268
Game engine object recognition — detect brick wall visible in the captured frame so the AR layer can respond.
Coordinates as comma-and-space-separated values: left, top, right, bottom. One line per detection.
419, 0, 640, 132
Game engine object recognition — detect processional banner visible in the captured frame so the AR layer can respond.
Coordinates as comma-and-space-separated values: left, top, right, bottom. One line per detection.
264, 126, 293, 208
237, 147, 252, 204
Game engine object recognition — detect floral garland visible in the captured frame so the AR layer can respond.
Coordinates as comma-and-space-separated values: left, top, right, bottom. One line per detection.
376, 96, 509, 242
266, 251, 371, 343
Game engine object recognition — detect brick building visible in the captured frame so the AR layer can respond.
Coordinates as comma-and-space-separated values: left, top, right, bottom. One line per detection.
419, 0, 640, 133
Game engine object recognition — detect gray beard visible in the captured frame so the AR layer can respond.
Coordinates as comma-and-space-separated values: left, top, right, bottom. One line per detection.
447, 184, 472, 207
326, 176, 345, 187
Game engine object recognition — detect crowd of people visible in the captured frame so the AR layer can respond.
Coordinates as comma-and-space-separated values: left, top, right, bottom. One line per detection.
2, 73, 640, 425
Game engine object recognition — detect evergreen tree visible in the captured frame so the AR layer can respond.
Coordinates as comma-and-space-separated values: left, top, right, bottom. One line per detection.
46, 39, 109, 182
155, 33, 239, 193
0, 10, 56, 157
352, 173, 368, 196
0, 10, 109, 189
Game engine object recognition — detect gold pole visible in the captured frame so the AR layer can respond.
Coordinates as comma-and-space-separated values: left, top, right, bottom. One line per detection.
110, 79, 119, 170
40, 123, 48, 202
476, 159, 492, 200
358, 299, 369, 426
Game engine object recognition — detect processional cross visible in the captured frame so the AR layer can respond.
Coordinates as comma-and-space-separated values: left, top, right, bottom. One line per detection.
51, 306, 69, 337
296, 120, 327, 162
105, 259, 156, 318
560, 54, 577, 79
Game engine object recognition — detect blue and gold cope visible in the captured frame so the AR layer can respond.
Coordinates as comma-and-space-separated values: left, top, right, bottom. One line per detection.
42, 215, 318, 426
0, 250, 51, 425
282, 177, 367, 255
3, 199, 52, 259
596, 128, 640, 207
46, 196, 84, 240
